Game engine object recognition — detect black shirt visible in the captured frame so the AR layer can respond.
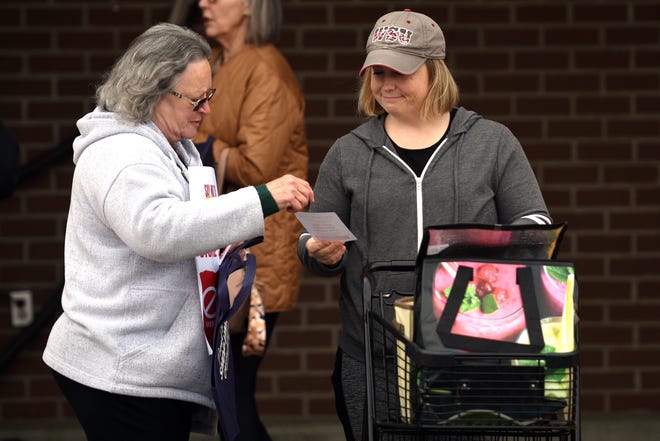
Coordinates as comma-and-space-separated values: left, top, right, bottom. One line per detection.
390, 108, 456, 177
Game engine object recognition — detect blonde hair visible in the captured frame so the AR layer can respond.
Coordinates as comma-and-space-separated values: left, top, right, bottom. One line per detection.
357, 59, 459, 120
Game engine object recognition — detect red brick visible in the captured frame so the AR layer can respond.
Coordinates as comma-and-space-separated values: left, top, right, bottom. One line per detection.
455, 51, 510, 70
637, 95, 660, 113
579, 349, 604, 368
576, 51, 631, 69
579, 304, 605, 323
27, 100, 87, 121
576, 96, 631, 114
309, 398, 337, 415
580, 324, 633, 345
581, 372, 635, 390
0, 78, 52, 96
2, 401, 58, 419
546, 73, 600, 92
275, 330, 333, 348
484, 28, 539, 47
286, 6, 329, 25
28, 241, 65, 260
641, 372, 660, 388
610, 349, 660, 368
572, 257, 605, 276
0, 7, 20, 26
609, 257, 660, 276
307, 307, 340, 326
639, 143, 660, 160
608, 118, 660, 137
260, 353, 302, 371
576, 142, 633, 161
30, 377, 63, 398
636, 49, 660, 67
306, 351, 336, 371
607, 73, 659, 91
26, 8, 84, 26
514, 51, 569, 69
611, 393, 660, 411
483, 74, 539, 92
499, 119, 543, 138
634, 4, 660, 21
258, 398, 302, 415
302, 75, 358, 95
547, 119, 603, 137
28, 55, 85, 73
0, 379, 27, 399
639, 326, 660, 346
542, 189, 571, 208
288, 53, 329, 73
57, 31, 117, 50
544, 165, 599, 184
577, 231, 632, 250
0, 264, 57, 284
279, 374, 330, 393
88, 7, 146, 26
455, 6, 511, 23
606, 26, 660, 46
517, 97, 570, 115
574, 5, 628, 23
516, 5, 567, 23
578, 280, 632, 301
0, 31, 52, 50
302, 29, 358, 49
636, 234, 660, 253
1, 219, 58, 236
0, 242, 23, 259
545, 28, 599, 46
445, 29, 479, 48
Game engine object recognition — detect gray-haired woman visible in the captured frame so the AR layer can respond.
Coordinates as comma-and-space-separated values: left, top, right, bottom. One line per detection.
42, 22, 313, 441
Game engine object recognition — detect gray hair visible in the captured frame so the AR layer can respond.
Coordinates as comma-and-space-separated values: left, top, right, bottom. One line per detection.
246, 0, 282, 45
96, 23, 211, 124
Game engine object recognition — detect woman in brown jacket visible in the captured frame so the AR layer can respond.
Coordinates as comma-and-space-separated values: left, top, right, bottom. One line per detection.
194, 1, 308, 440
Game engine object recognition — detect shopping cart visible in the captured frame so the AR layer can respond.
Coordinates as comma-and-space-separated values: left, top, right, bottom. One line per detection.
362, 260, 580, 441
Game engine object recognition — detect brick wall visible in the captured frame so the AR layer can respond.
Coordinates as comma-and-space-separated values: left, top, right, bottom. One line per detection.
0, 0, 659, 423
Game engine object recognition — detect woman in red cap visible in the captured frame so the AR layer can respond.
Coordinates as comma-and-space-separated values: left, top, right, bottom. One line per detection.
298, 9, 552, 440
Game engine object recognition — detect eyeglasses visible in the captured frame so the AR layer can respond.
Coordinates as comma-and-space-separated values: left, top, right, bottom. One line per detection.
169, 88, 216, 111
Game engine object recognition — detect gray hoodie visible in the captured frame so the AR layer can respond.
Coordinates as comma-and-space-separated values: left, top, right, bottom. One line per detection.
298, 107, 551, 361
43, 108, 265, 434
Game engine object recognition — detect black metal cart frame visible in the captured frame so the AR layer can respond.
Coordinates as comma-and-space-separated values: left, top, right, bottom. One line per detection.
362, 261, 580, 441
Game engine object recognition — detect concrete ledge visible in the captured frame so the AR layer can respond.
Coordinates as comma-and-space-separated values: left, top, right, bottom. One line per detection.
1, 413, 659, 441
579, 412, 660, 441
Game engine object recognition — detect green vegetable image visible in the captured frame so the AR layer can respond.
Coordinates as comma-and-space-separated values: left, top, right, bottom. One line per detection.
546, 266, 574, 284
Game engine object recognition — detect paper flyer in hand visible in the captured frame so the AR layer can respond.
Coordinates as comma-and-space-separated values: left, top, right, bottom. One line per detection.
188, 166, 221, 354
295, 212, 357, 242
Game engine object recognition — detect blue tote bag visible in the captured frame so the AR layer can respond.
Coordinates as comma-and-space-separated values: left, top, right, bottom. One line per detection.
211, 236, 262, 441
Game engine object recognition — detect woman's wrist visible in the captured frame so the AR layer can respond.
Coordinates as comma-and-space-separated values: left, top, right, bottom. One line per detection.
255, 184, 279, 217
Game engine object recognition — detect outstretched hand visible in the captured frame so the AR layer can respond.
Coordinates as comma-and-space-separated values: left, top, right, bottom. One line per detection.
306, 237, 346, 267
265, 174, 314, 213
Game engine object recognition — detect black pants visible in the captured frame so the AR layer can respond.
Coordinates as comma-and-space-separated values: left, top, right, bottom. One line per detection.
52, 370, 194, 441
331, 347, 369, 441
220, 312, 278, 441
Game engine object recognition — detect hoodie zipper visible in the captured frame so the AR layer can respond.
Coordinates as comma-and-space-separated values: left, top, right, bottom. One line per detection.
379, 137, 448, 250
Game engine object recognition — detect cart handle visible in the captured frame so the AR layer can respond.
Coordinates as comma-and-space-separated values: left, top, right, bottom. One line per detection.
364, 260, 417, 274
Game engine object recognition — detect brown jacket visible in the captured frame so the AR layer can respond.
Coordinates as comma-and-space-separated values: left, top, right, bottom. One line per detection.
195, 44, 308, 312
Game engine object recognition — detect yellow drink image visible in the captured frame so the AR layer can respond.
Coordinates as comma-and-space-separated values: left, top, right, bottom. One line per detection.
516, 317, 573, 404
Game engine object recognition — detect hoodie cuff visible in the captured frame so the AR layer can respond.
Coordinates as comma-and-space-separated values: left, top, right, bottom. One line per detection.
256, 184, 279, 217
